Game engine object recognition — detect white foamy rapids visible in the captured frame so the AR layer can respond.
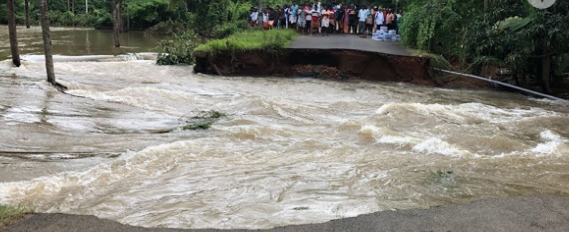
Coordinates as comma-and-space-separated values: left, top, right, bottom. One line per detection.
0, 139, 386, 229
530, 130, 569, 156
2, 59, 569, 230
67, 87, 199, 116
21, 53, 157, 62
375, 102, 559, 124
358, 125, 471, 157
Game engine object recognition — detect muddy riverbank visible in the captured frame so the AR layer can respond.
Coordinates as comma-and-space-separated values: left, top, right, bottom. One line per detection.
194, 49, 437, 87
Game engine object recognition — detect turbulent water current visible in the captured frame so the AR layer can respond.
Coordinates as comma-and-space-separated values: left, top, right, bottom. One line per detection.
0, 52, 569, 229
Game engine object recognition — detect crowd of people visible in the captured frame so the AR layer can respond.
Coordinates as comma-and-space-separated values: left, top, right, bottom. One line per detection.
249, 2, 402, 36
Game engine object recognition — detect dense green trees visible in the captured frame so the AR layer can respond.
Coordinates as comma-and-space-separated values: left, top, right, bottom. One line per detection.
400, 0, 569, 94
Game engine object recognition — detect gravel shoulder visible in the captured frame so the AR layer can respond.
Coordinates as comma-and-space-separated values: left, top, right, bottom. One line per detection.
4, 195, 569, 232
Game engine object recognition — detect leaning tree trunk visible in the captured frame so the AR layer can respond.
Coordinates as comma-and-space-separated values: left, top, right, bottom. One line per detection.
40, 0, 56, 85
112, 0, 120, 47
25, 0, 30, 28
7, 0, 21, 67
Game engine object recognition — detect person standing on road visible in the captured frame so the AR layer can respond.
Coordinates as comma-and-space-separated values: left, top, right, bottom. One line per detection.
305, 5, 313, 35
374, 7, 384, 33
335, 4, 345, 33
348, 5, 357, 34
329, 5, 336, 34
298, 4, 307, 34
365, 5, 373, 35
275, 6, 285, 29
321, 5, 331, 36
386, 9, 395, 31
290, 2, 299, 30
357, 5, 368, 34
310, 5, 320, 36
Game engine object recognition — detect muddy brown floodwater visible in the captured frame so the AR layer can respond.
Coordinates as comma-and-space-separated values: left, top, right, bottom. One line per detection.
0, 27, 569, 230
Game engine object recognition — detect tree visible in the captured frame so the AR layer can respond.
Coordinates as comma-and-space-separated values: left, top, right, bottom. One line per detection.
7, 0, 20, 67
25, 0, 30, 28
40, 0, 58, 89
112, 0, 121, 47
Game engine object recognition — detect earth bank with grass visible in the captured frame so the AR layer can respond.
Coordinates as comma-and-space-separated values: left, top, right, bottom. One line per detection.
192, 30, 442, 86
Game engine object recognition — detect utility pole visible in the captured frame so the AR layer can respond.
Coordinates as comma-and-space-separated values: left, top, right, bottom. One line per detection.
258, 0, 263, 29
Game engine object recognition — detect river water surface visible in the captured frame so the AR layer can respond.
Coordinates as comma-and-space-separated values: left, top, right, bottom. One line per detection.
0, 27, 569, 229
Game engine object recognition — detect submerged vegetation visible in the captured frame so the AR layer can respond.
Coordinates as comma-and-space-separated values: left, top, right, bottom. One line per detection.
0, 204, 29, 229
180, 110, 228, 130
183, 122, 213, 130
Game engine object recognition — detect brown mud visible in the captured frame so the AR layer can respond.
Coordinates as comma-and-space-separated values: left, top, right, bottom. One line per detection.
194, 49, 439, 87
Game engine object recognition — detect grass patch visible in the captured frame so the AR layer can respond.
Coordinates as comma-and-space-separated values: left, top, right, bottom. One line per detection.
0, 204, 30, 229
182, 122, 213, 130
194, 29, 299, 54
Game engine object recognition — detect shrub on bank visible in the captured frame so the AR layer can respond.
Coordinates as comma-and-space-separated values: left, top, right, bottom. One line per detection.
194, 30, 299, 54
0, 204, 29, 229
156, 31, 200, 65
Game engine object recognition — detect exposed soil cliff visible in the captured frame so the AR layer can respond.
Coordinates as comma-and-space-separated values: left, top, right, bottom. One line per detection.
194, 49, 437, 86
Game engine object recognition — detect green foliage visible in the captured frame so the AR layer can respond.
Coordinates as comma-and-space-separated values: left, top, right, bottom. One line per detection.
190, 110, 228, 120
212, 21, 251, 39
401, 0, 569, 93
156, 31, 199, 65
0, 204, 29, 229
195, 30, 298, 54
180, 110, 228, 130
145, 19, 187, 35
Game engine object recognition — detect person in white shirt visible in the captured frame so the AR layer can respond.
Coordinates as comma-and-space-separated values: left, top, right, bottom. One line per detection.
357, 5, 369, 34
250, 8, 259, 27
374, 8, 384, 33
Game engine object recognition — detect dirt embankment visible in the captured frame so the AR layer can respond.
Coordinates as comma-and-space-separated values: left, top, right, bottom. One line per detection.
194, 49, 437, 87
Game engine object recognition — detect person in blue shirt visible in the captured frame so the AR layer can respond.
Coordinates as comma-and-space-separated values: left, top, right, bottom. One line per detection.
291, 2, 299, 29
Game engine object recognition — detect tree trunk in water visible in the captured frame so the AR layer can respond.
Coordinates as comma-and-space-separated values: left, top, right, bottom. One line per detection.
112, 0, 120, 47
85, 0, 88, 14
118, 0, 123, 33
25, 0, 30, 28
542, 55, 552, 94
7, 0, 20, 67
40, 0, 56, 85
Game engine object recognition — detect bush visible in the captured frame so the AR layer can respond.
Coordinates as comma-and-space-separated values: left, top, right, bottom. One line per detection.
211, 21, 251, 39
0, 204, 29, 229
156, 31, 200, 65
